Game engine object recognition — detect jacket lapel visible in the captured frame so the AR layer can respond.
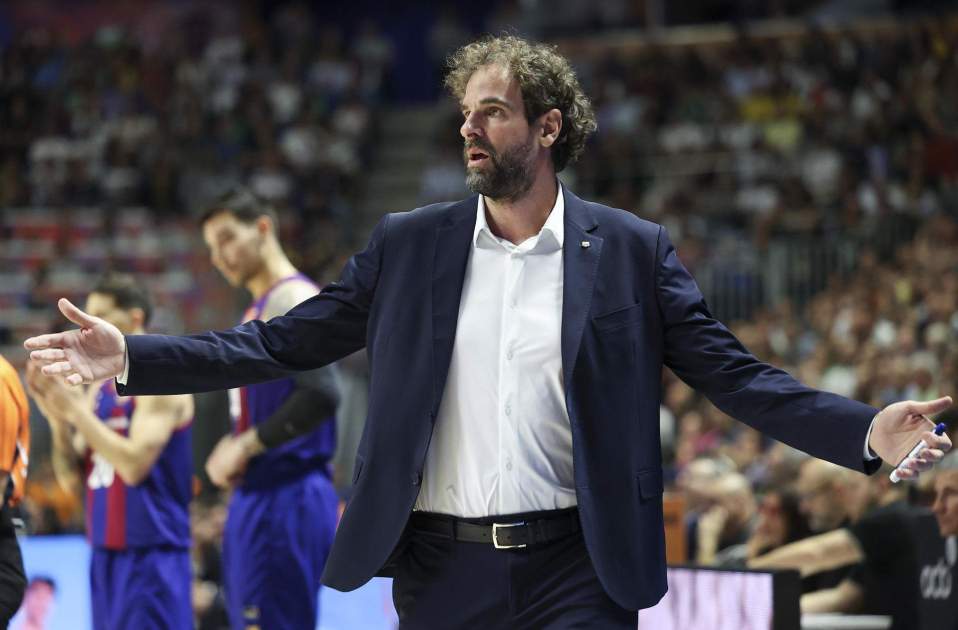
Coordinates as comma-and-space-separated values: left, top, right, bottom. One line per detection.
431, 197, 478, 414
561, 189, 603, 397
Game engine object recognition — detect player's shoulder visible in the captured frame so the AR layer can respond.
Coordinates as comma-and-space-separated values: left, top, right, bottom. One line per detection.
272, 275, 319, 304
265, 275, 319, 318
135, 391, 193, 423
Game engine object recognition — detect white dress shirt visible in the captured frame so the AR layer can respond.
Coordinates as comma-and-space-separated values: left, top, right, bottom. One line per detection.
414, 186, 577, 517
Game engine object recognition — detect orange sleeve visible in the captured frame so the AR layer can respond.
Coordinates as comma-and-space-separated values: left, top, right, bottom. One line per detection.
0, 358, 30, 506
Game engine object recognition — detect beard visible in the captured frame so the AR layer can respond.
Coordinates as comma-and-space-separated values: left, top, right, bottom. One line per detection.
463, 133, 537, 202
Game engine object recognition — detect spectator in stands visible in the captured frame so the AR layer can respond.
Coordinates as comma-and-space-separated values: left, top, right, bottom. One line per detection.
795, 459, 871, 534
752, 466, 921, 628
12, 576, 56, 630
931, 451, 958, 537
712, 488, 812, 567
695, 472, 757, 565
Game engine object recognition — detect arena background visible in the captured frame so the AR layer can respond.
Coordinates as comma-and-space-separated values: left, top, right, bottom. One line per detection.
2, 0, 958, 628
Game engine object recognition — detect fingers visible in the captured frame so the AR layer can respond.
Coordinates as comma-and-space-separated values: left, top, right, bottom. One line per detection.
39, 363, 86, 386
908, 457, 936, 472
919, 448, 946, 462
58, 298, 99, 329
41, 362, 75, 376
894, 467, 918, 481
898, 441, 953, 478
908, 396, 954, 417
30, 348, 67, 363
24, 332, 67, 351
922, 431, 953, 453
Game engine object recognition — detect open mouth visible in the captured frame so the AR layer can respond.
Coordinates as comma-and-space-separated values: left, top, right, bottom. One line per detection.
466, 148, 490, 165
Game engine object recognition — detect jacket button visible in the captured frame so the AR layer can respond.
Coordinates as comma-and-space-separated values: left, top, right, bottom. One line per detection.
411, 471, 422, 486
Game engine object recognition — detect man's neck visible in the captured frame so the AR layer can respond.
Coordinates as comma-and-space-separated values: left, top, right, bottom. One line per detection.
246, 249, 298, 299
484, 167, 558, 245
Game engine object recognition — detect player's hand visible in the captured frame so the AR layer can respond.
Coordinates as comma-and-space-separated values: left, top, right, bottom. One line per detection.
869, 397, 953, 479
24, 362, 58, 421
24, 298, 126, 386
697, 505, 729, 540
205, 432, 263, 489
25, 361, 86, 422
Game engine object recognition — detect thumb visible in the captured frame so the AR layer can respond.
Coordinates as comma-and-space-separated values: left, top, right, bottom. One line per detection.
907, 396, 953, 417
58, 298, 99, 329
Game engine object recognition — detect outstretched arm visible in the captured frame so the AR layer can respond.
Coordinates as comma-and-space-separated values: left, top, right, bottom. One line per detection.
26, 215, 389, 396
749, 529, 863, 577
655, 226, 951, 474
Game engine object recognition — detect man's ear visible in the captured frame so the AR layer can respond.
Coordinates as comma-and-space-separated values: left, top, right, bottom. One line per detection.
539, 109, 562, 147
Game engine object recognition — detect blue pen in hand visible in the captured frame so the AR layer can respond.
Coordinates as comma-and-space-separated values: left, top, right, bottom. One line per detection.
889, 422, 947, 483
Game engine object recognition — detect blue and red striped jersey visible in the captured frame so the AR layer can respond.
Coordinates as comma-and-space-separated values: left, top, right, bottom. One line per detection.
86, 380, 191, 550
228, 273, 336, 488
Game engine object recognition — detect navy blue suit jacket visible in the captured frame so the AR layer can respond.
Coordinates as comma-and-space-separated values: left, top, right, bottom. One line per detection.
119, 187, 879, 610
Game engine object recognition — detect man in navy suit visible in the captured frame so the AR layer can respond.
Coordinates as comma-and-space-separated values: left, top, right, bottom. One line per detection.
26, 36, 952, 628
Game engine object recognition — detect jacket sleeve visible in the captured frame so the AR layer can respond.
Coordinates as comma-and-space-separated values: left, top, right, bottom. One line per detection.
118, 215, 389, 396
654, 226, 880, 474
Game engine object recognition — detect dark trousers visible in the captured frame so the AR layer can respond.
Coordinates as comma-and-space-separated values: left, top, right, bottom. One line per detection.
391, 513, 637, 629
0, 534, 25, 627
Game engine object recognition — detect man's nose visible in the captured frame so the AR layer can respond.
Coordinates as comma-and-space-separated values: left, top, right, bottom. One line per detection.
461, 112, 481, 139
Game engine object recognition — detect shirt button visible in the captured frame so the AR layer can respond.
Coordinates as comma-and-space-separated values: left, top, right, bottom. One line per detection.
506, 462, 513, 471
505, 404, 512, 416
506, 347, 514, 360
411, 471, 422, 486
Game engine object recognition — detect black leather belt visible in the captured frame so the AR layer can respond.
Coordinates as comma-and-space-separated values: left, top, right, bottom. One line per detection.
409, 509, 581, 550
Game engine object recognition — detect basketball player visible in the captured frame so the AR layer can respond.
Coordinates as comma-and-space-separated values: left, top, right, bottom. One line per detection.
0, 355, 29, 624
26, 275, 193, 630
200, 189, 340, 630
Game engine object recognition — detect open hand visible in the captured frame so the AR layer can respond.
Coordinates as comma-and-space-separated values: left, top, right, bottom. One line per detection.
24, 361, 85, 422
24, 298, 126, 386
869, 397, 953, 480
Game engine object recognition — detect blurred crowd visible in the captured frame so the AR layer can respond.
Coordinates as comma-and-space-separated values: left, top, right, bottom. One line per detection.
576, 19, 958, 257
661, 212, 958, 624
2, 2, 958, 628
0, 2, 391, 354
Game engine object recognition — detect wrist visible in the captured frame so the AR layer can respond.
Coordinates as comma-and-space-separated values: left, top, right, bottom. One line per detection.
241, 430, 266, 457
866, 412, 881, 459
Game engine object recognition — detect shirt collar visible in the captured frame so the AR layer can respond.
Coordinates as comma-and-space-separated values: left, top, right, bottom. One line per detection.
473, 182, 565, 252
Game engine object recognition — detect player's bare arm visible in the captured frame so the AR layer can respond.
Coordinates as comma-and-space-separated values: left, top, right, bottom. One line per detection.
75, 393, 192, 486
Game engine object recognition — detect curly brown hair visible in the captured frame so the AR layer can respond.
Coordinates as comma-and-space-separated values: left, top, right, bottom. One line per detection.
444, 35, 597, 173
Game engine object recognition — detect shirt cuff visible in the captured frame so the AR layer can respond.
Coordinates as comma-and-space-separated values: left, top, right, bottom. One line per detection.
116, 342, 130, 386
864, 414, 880, 461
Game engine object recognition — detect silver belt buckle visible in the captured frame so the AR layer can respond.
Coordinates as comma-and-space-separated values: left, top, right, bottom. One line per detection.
492, 521, 527, 549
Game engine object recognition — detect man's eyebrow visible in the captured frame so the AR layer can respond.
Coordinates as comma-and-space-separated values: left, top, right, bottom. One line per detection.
461, 97, 515, 111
